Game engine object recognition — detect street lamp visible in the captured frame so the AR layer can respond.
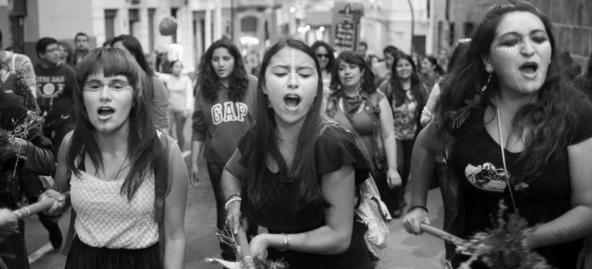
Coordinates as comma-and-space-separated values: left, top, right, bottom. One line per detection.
407, 0, 414, 55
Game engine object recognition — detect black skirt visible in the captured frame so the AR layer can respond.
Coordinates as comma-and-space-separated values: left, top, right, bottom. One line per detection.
65, 237, 160, 269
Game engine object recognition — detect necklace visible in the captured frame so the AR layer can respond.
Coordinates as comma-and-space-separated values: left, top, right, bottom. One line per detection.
496, 95, 519, 212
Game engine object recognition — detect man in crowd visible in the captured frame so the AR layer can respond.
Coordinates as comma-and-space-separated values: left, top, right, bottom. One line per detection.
72, 32, 90, 65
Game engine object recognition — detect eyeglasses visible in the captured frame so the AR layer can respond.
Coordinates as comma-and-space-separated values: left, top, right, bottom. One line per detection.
316, 54, 329, 59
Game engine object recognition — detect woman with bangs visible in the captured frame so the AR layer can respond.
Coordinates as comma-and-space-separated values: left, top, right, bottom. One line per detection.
42, 48, 188, 269
222, 40, 373, 269
403, 1, 592, 268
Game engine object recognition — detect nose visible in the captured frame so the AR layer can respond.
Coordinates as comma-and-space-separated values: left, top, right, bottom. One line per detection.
99, 86, 112, 102
520, 39, 535, 56
287, 70, 299, 90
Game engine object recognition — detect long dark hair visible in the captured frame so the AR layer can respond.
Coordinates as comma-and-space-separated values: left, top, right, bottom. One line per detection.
329, 51, 375, 93
244, 39, 326, 212
197, 38, 249, 103
110, 35, 154, 76
69, 48, 162, 201
311, 41, 335, 71
436, 0, 579, 181
390, 53, 426, 108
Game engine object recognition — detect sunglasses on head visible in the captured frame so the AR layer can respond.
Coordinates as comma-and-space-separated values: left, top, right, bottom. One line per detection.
316, 53, 329, 58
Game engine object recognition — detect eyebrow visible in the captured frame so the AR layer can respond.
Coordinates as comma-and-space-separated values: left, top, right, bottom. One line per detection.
498, 29, 547, 38
270, 64, 315, 71
85, 77, 129, 83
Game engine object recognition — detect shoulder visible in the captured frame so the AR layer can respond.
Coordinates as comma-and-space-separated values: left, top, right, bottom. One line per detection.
315, 122, 360, 161
152, 75, 166, 87
567, 92, 592, 145
60, 64, 76, 75
14, 53, 33, 64
237, 127, 257, 152
246, 75, 258, 90
247, 74, 258, 83
315, 122, 371, 180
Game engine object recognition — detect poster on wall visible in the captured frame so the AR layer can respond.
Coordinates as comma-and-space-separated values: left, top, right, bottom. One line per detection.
332, 2, 364, 52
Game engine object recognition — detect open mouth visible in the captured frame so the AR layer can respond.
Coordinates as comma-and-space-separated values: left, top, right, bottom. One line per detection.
97, 106, 115, 117
283, 94, 302, 108
519, 61, 539, 74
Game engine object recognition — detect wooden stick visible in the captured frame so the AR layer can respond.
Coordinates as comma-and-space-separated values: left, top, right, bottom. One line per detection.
420, 223, 467, 245
13, 198, 54, 219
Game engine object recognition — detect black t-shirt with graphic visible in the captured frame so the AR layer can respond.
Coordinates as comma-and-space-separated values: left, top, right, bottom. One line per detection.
34, 63, 77, 130
450, 102, 592, 269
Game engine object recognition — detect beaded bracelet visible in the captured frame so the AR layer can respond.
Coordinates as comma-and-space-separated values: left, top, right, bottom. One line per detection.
224, 194, 242, 212
407, 205, 429, 214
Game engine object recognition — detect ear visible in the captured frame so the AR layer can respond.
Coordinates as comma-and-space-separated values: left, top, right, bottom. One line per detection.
262, 83, 268, 95
482, 56, 493, 73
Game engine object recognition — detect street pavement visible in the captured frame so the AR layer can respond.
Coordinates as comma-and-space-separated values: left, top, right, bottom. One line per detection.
25, 121, 448, 268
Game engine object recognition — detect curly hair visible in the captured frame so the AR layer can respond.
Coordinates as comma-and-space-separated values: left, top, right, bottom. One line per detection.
436, 0, 582, 181
330, 51, 375, 93
197, 39, 249, 103
389, 52, 426, 108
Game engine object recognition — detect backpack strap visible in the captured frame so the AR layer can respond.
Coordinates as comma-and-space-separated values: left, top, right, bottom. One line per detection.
154, 130, 171, 265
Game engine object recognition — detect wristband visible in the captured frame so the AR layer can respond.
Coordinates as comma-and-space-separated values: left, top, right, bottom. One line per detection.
407, 205, 429, 214
278, 233, 290, 252
224, 195, 241, 211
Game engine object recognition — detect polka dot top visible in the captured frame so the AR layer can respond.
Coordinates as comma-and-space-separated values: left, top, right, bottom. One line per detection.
70, 170, 158, 249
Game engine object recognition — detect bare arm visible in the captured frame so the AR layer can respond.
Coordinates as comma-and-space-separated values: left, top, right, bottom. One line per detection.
249, 165, 356, 256
402, 123, 439, 234
163, 141, 189, 269
378, 96, 401, 187
222, 149, 246, 234
420, 83, 441, 127
43, 131, 73, 215
525, 137, 592, 248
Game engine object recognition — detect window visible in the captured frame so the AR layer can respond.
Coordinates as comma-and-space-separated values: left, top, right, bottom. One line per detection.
148, 8, 156, 52
105, 9, 118, 40
129, 9, 140, 36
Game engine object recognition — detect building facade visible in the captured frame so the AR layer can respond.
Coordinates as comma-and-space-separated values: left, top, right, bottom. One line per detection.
432, 0, 592, 69
0, 0, 283, 71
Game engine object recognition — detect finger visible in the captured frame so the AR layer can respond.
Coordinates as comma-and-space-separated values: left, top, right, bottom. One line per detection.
423, 216, 431, 225
233, 216, 240, 235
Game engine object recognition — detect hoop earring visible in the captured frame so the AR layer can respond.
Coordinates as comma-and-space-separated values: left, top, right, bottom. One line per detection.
481, 73, 492, 93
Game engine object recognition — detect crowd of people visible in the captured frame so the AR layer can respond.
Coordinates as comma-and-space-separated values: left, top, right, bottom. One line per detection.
0, 1, 591, 269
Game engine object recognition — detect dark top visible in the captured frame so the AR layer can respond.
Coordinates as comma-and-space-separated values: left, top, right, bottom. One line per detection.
450, 104, 592, 269
33, 63, 77, 130
226, 124, 373, 269
0, 91, 54, 208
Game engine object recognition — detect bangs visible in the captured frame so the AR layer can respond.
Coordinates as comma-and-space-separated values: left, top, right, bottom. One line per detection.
77, 48, 142, 91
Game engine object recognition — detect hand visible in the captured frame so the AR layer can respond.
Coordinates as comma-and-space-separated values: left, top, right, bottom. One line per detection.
189, 163, 201, 188
387, 168, 402, 188
249, 234, 269, 260
225, 201, 242, 235
0, 209, 18, 235
402, 206, 430, 235
40, 190, 66, 216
